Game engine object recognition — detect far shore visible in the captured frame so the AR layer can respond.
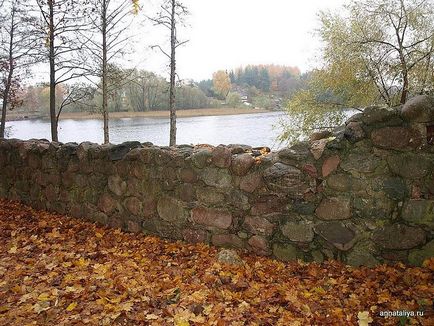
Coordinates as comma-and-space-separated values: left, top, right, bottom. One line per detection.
60, 107, 272, 120
7, 107, 274, 121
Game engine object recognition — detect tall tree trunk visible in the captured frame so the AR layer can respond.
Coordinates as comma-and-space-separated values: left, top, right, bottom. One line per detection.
0, 76, 11, 139
49, 0, 58, 142
102, 0, 109, 144
0, 7, 15, 139
400, 70, 408, 104
169, 0, 176, 146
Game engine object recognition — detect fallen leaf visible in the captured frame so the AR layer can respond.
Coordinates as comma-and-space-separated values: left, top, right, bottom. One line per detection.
357, 311, 373, 326
66, 302, 77, 311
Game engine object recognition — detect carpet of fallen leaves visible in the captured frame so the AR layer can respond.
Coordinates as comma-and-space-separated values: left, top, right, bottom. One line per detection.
0, 199, 433, 326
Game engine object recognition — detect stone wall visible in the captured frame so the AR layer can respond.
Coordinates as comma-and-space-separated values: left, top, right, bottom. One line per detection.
1, 95, 433, 266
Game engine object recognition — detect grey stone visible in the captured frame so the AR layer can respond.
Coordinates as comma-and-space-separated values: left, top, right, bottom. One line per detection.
177, 183, 196, 202
124, 197, 142, 216
277, 147, 309, 163
243, 216, 275, 236
341, 153, 382, 174
239, 173, 262, 193
211, 146, 232, 168
315, 197, 351, 220
77, 142, 98, 161
362, 106, 400, 125
272, 243, 297, 261
108, 175, 127, 196
371, 127, 422, 150
344, 121, 365, 143
326, 174, 352, 192
179, 168, 198, 183
98, 193, 117, 214
408, 240, 434, 266
314, 222, 356, 251
212, 234, 244, 248
387, 153, 431, 179
156, 196, 188, 223
402, 200, 434, 228
251, 196, 286, 215
200, 167, 232, 188
292, 200, 316, 215
191, 206, 232, 229
217, 249, 244, 265
248, 235, 270, 255
196, 187, 225, 204
373, 224, 426, 250
401, 95, 434, 123
311, 250, 324, 263
309, 130, 332, 141
346, 241, 379, 267
263, 163, 307, 196
281, 222, 314, 242
182, 229, 208, 243
190, 149, 212, 168
109, 142, 142, 161
228, 189, 250, 211
231, 153, 255, 176
227, 144, 252, 154
383, 177, 408, 200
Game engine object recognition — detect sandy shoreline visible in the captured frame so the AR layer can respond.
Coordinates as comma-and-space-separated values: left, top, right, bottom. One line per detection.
7, 108, 273, 121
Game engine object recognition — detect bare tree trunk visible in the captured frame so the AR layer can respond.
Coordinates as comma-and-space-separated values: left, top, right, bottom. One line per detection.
0, 8, 15, 139
400, 70, 409, 104
0, 77, 11, 139
169, 0, 176, 146
48, 0, 58, 142
102, 0, 109, 144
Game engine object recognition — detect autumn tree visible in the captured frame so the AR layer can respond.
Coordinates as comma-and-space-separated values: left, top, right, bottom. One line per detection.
150, 0, 189, 146
35, 0, 91, 141
280, 0, 434, 143
212, 70, 231, 99
0, 0, 39, 138
83, 0, 140, 144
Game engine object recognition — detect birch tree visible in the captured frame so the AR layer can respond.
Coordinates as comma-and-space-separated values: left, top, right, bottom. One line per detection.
83, 0, 139, 144
0, 0, 39, 138
150, 0, 188, 146
35, 0, 90, 142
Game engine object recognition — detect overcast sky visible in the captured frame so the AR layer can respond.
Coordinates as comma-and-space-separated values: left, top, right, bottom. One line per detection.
138, 0, 347, 81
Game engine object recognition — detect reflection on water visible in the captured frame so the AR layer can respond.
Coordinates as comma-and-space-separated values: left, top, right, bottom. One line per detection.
7, 112, 287, 149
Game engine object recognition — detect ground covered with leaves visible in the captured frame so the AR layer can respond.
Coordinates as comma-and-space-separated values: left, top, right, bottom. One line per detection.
0, 199, 433, 325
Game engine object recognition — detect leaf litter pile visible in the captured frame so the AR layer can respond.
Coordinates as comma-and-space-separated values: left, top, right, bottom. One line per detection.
0, 199, 433, 325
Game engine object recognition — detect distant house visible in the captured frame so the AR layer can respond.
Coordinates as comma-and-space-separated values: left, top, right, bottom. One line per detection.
180, 79, 195, 87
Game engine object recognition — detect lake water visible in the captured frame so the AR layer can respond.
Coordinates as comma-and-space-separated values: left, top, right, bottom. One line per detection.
7, 111, 288, 150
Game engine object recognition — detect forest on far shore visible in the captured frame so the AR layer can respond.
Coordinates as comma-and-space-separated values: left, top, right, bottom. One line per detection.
12, 64, 307, 117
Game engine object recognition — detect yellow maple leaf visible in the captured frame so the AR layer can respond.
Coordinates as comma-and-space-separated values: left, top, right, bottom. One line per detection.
312, 287, 326, 295
62, 261, 72, 268
145, 313, 159, 320
74, 257, 89, 268
357, 311, 373, 326
33, 302, 50, 314
47, 228, 61, 238
0, 306, 9, 313
120, 301, 134, 312
174, 318, 190, 326
37, 292, 52, 302
8, 246, 17, 254
66, 302, 77, 311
